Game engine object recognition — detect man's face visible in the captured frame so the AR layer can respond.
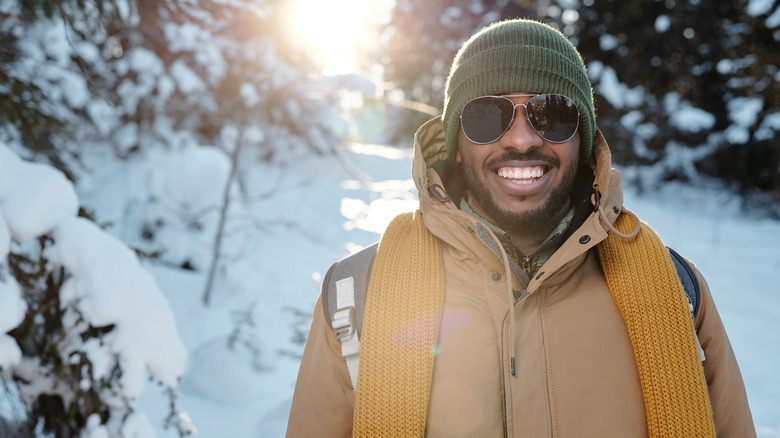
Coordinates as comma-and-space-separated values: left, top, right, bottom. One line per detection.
456, 93, 580, 233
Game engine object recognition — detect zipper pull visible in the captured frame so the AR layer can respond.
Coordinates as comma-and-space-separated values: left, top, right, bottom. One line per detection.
522, 256, 532, 275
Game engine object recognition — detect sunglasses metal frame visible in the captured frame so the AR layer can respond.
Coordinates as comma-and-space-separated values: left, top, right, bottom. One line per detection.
459, 93, 580, 145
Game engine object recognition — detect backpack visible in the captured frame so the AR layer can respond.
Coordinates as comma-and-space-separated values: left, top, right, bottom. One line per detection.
320, 242, 703, 390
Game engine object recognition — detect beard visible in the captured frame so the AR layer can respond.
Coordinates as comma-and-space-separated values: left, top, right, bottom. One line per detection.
460, 149, 578, 234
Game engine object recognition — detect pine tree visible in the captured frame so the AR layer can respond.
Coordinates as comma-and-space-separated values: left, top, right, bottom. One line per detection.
576, 0, 779, 204
0, 0, 340, 173
0, 142, 191, 436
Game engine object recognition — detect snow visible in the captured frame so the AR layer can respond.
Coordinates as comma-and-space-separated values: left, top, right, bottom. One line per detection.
716, 56, 758, 75
129, 47, 165, 76
670, 106, 716, 134
51, 217, 187, 393
723, 96, 763, 144
0, 209, 9, 257
767, 7, 780, 28
655, 15, 671, 33
240, 83, 261, 108
440, 6, 463, 25
180, 336, 269, 405
0, 145, 79, 242
163, 22, 227, 84
664, 92, 716, 134
151, 144, 232, 214
747, 0, 776, 16
87, 99, 118, 136
60, 70, 90, 109
756, 111, 780, 141
590, 62, 644, 109
729, 96, 764, 127
0, 141, 187, 434
599, 34, 620, 51
0, 277, 24, 370
620, 110, 644, 130
171, 59, 206, 94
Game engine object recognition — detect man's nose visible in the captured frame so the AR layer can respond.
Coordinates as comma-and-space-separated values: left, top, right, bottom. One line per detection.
498, 104, 543, 151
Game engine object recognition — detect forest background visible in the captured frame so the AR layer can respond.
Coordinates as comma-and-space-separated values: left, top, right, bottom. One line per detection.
0, 0, 778, 436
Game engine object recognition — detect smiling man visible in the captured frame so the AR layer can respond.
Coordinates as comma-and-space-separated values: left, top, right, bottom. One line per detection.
456, 92, 581, 258
287, 19, 755, 438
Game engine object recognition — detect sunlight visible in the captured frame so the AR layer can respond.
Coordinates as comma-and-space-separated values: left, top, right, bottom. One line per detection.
294, 0, 371, 72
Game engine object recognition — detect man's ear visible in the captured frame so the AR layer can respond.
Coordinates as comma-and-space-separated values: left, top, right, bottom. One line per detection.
456, 150, 461, 164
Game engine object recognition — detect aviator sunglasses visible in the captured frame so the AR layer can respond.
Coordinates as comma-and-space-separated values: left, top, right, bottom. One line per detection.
460, 93, 580, 144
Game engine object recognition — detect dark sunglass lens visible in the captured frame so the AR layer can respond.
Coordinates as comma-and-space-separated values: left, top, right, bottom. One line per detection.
462, 97, 514, 143
526, 94, 579, 142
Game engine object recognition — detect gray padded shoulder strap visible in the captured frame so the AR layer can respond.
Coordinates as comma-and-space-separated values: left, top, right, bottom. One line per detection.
667, 247, 701, 318
321, 242, 378, 338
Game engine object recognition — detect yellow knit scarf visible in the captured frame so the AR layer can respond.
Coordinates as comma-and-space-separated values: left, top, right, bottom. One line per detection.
597, 213, 715, 437
353, 210, 445, 437
353, 211, 715, 437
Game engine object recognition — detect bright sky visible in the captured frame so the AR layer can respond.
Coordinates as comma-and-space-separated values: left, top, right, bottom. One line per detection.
294, 0, 388, 73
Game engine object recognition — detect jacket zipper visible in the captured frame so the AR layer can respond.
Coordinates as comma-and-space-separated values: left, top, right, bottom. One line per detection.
520, 233, 560, 277
521, 256, 532, 276
539, 294, 555, 437
501, 287, 532, 438
500, 310, 510, 438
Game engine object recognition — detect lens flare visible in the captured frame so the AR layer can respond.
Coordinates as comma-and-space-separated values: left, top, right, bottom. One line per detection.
389, 310, 471, 348
294, 0, 370, 72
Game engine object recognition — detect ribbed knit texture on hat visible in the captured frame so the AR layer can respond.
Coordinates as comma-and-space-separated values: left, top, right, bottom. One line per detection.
442, 19, 595, 162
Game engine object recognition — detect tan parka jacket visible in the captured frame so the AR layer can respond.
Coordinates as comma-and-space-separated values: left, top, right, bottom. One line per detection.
287, 117, 756, 438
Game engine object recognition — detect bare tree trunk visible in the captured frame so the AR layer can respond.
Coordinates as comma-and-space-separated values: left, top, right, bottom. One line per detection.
202, 132, 243, 306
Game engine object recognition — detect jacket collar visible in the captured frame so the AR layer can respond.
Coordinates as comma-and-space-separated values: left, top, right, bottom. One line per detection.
411, 117, 625, 289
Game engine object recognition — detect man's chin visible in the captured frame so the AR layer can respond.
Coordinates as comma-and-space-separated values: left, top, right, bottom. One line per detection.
476, 188, 573, 232
461, 160, 577, 233
488, 205, 558, 232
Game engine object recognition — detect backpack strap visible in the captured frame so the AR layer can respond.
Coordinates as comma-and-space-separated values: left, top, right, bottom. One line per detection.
667, 246, 700, 317
320, 243, 378, 389
667, 246, 705, 360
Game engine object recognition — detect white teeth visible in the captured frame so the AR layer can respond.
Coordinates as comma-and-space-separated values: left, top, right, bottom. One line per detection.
498, 167, 546, 180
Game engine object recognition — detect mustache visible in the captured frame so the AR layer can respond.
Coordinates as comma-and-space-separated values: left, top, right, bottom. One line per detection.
486, 150, 560, 168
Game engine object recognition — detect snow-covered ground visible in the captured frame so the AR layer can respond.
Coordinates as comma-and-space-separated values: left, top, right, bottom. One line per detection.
120, 140, 778, 437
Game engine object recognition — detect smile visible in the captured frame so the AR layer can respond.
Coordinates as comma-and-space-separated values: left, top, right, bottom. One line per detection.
496, 166, 548, 185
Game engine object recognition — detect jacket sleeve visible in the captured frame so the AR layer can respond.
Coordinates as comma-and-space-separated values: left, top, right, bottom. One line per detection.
286, 295, 355, 438
694, 269, 756, 437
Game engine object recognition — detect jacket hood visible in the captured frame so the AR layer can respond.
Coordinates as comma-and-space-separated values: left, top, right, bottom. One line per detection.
411, 117, 624, 249
409, 116, 635, 382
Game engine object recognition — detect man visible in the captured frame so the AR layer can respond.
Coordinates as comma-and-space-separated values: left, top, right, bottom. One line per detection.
287, 19, 755, 437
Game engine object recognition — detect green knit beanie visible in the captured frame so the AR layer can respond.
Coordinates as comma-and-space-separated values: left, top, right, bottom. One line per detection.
442, 19, 596, 162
